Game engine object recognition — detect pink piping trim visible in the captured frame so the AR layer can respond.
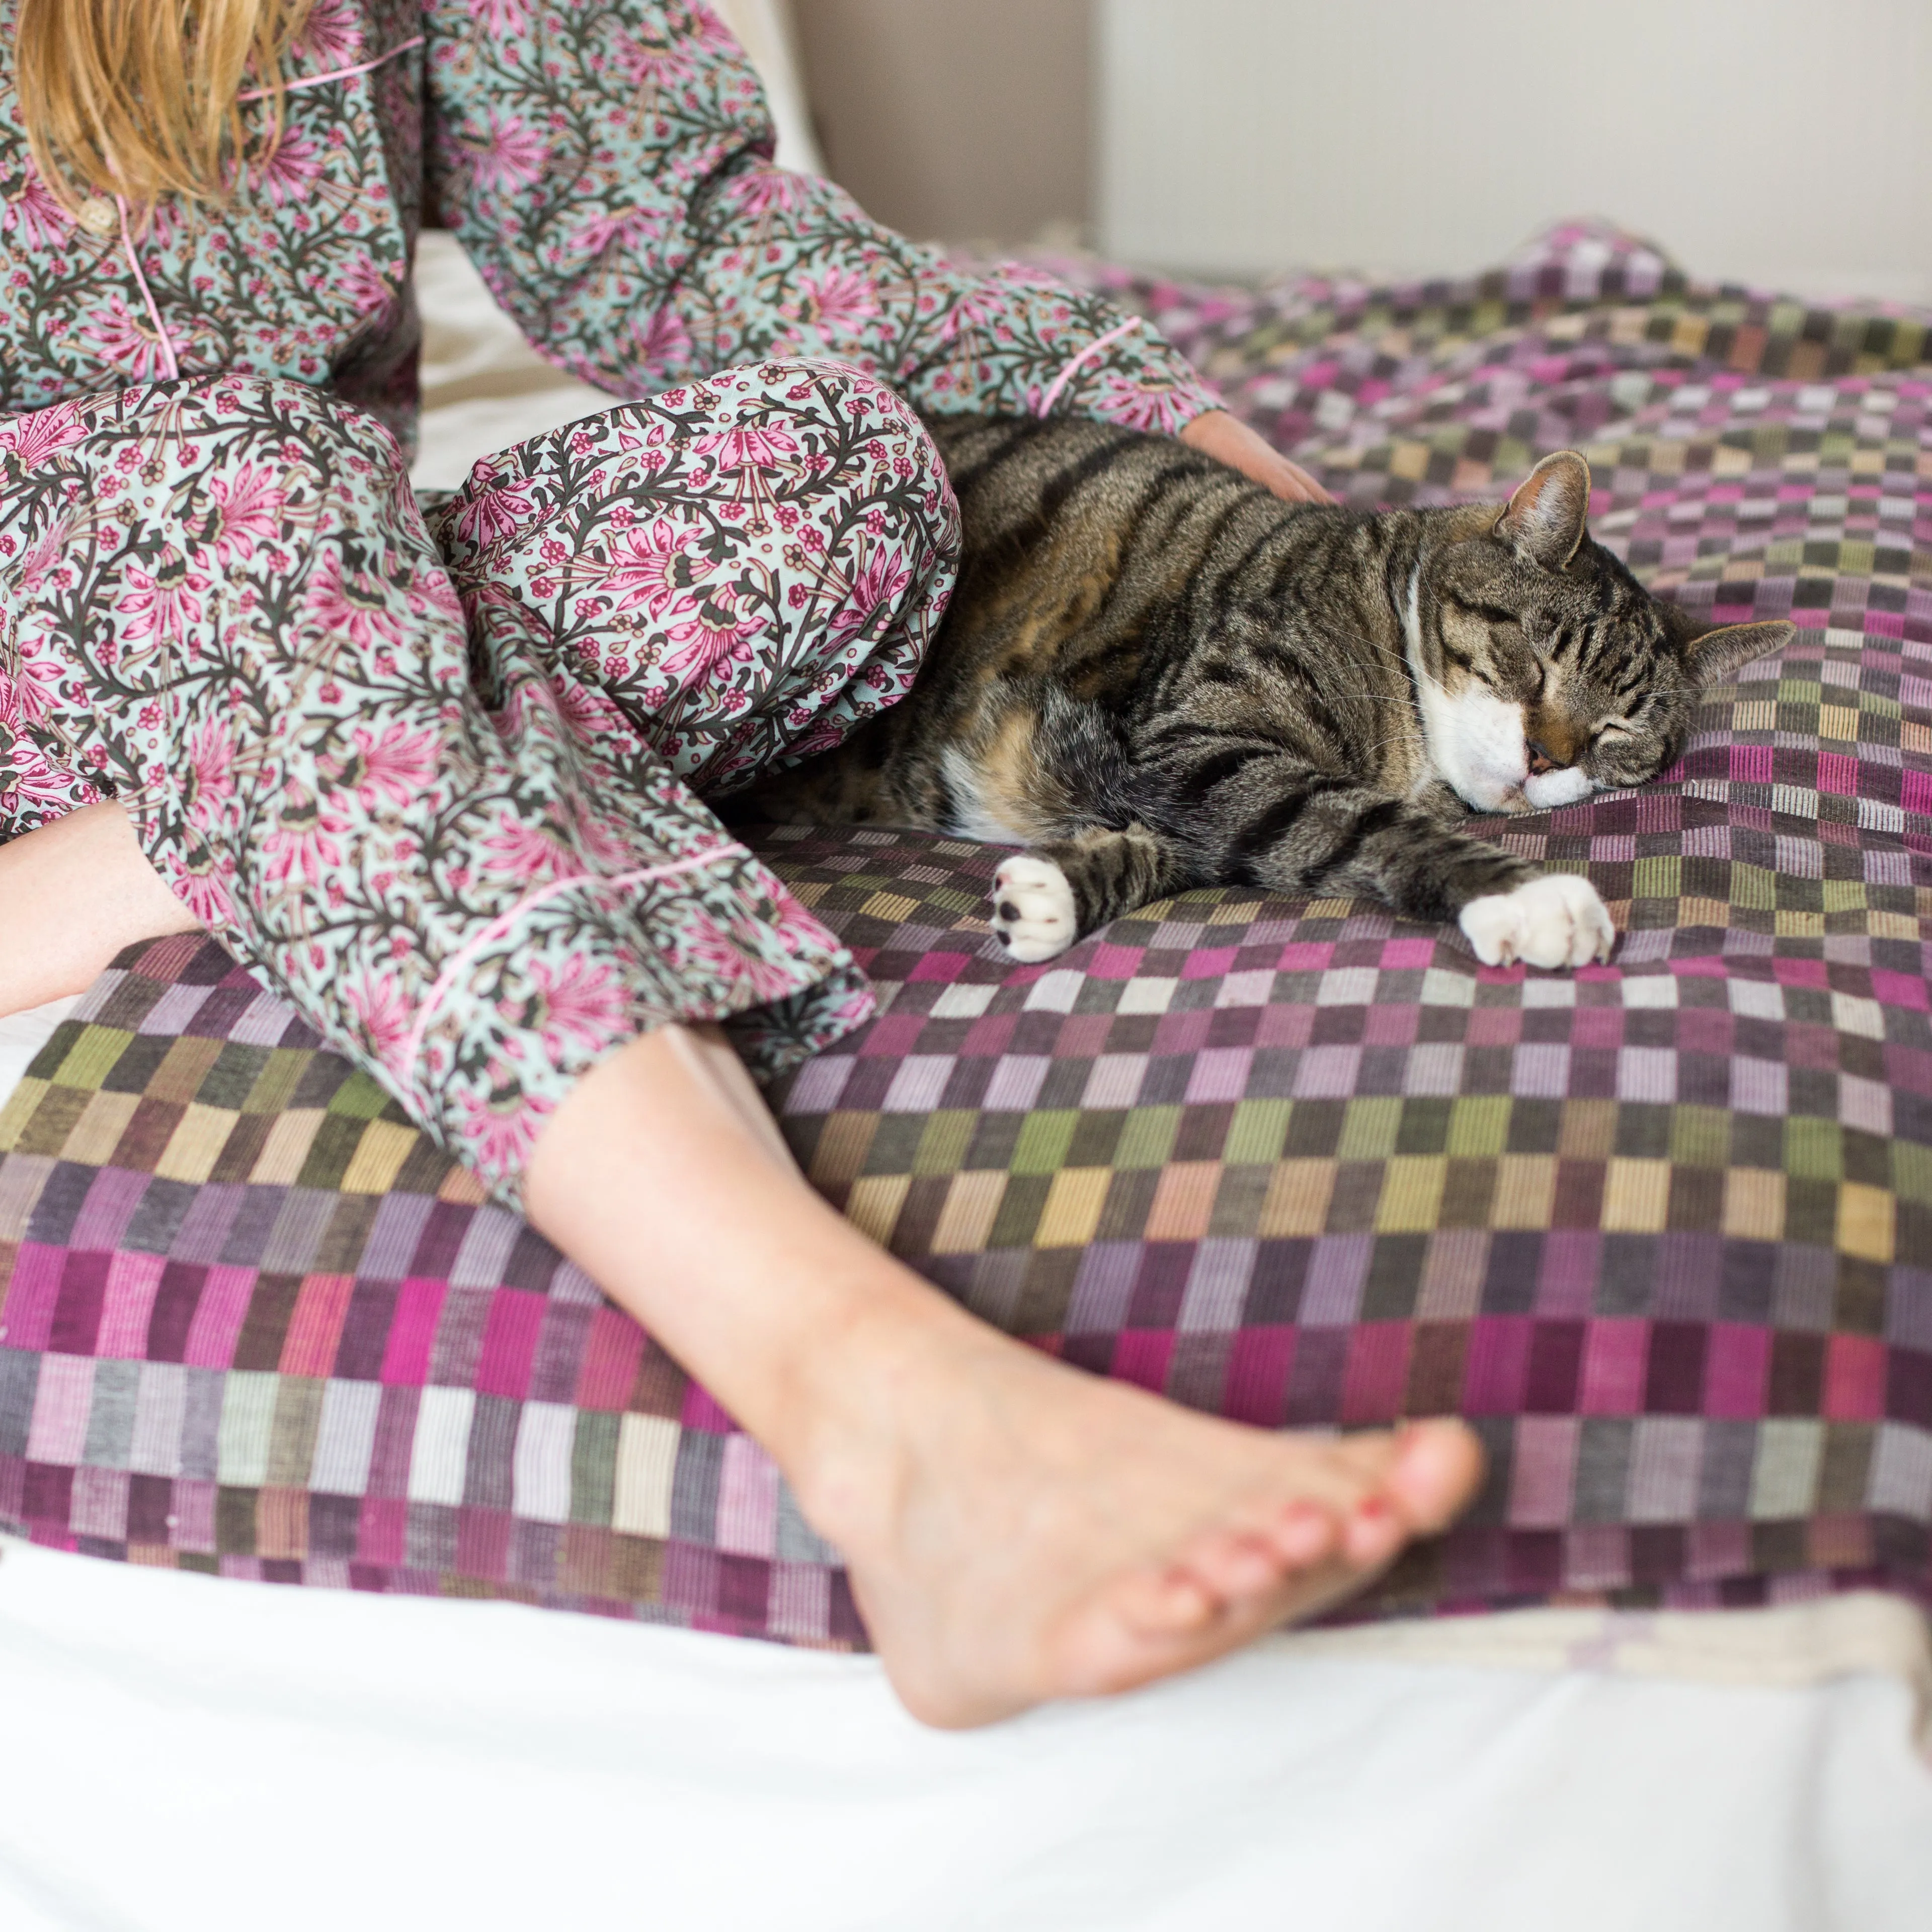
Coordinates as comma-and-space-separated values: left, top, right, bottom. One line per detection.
236, 35, 426, 102
1036, 317, 1142, 417
103, 35, 426, 381
395, 846, 745, 1080
115, 195, 180, 382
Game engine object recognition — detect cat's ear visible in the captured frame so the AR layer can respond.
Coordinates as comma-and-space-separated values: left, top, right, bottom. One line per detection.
1678, 616, 1795, 687
1495, 451, 1591, 570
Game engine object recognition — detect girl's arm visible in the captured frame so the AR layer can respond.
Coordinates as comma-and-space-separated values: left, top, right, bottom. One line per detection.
421, 0, 1320, 500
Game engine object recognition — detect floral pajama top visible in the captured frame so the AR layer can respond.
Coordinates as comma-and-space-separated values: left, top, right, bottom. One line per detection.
0, 0, 1221, 1201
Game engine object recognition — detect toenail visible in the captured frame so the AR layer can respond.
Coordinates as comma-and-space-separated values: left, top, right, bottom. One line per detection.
1355, 1494, 1390, 1519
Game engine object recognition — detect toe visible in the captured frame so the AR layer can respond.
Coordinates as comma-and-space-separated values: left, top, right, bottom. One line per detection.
1178, 1526, 1302, 1603
1110, 1502, 1342, 1642
1386, 1418, 1487, 1533
1328, 1427, 1400, 1473
1264, 1499, 1340, 1570
1339, 1492, 1408, 1567
1315, 1420, 1484, 1552
1108, 1561, 1222, 1642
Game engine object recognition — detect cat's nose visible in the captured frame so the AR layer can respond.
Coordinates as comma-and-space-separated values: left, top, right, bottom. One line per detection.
1527, 738, 1572, 775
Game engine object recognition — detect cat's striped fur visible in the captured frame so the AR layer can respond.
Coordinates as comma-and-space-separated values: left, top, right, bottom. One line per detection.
748, 416, 1791, 968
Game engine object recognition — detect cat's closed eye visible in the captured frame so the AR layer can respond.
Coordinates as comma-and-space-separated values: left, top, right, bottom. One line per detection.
1453, 597, 1522, 629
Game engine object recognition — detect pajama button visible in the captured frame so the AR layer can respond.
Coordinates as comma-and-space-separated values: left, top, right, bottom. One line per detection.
77, 196, 118, 236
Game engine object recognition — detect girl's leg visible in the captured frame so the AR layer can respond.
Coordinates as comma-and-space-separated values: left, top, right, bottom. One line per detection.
1, 374, 877, 1206
1, 373, 1482, 1723
0, 797, 1481, 1722
454, 366, 1475, 1719
428, 355, 960, 798
0, 802, 1483, 1723
525, 1021, 1482, 1728
0, 796, 1481, 1723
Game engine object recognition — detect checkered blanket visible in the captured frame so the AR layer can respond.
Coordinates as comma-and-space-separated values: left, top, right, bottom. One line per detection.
0, 225, 1926, 1642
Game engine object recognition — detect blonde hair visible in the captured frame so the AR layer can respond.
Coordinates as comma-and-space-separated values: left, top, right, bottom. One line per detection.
14, 0, 313, 210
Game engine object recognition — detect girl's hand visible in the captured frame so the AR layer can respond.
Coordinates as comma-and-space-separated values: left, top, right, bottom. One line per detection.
1179, 408, 1333, 504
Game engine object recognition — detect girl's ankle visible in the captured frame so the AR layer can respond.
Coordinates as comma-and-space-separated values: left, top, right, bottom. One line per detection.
770, 1272, 988, 1540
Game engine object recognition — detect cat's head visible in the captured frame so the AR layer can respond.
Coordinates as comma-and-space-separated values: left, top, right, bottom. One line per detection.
1408, 452, 1791, 813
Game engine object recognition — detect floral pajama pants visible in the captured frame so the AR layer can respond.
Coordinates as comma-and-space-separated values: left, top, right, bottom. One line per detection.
0, 362, 959, 1205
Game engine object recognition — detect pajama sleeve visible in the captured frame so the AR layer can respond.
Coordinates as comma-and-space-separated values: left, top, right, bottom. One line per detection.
422, 0, 1222, 433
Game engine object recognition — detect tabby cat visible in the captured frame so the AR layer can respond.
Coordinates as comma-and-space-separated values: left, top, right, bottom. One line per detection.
747, 417, 1791, 969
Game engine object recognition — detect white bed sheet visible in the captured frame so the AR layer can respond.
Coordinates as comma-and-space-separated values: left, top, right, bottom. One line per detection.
0, 1522, 1927, 1932
3, 239, 1929, 1932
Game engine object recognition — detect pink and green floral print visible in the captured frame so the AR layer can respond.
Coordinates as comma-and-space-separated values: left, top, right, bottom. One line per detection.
434, 358, 950, 794
0, 361, 956, 1202
0, 0, 1221, 448
0, 0, 1218, 1203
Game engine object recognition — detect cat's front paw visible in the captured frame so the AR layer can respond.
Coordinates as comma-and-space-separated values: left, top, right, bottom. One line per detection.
1459, 873, 1614, 969
990, 854, 1078, 963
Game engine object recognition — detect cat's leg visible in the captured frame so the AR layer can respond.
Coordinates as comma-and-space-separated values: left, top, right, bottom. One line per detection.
990, 823, 1188, 962
1236, 782, 1614, 969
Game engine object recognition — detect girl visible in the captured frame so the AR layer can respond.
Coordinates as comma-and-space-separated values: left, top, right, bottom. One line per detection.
0, 0, 1481, 1726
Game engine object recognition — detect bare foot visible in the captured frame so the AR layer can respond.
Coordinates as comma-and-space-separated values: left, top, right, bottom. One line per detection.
793, 1315, 1485, 1729
523, 1023, 1485, 1732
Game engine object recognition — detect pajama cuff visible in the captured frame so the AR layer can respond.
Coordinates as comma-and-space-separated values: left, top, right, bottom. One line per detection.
390, 843, 874, 1210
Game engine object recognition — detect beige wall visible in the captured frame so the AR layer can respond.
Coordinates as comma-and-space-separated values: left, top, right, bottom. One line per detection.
1098, 0, 1932, 300
791, 0, 1093, 245
786, 1, 1930, 299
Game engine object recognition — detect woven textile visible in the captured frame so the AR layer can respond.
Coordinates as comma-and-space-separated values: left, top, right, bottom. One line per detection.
1, 224, 1928, 1642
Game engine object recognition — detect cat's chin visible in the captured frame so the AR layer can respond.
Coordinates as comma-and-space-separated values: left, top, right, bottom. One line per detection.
1461, 770, 1600, 814
1454, 780, 1537, 815
1522, 767, 1596, 810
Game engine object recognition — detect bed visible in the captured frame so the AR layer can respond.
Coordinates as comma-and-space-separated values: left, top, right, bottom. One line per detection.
0, 225, 1929, 1928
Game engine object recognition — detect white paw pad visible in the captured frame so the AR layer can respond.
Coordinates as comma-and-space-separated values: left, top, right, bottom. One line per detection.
1459, 873, 1614, 969
990, 854, 1078, 963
